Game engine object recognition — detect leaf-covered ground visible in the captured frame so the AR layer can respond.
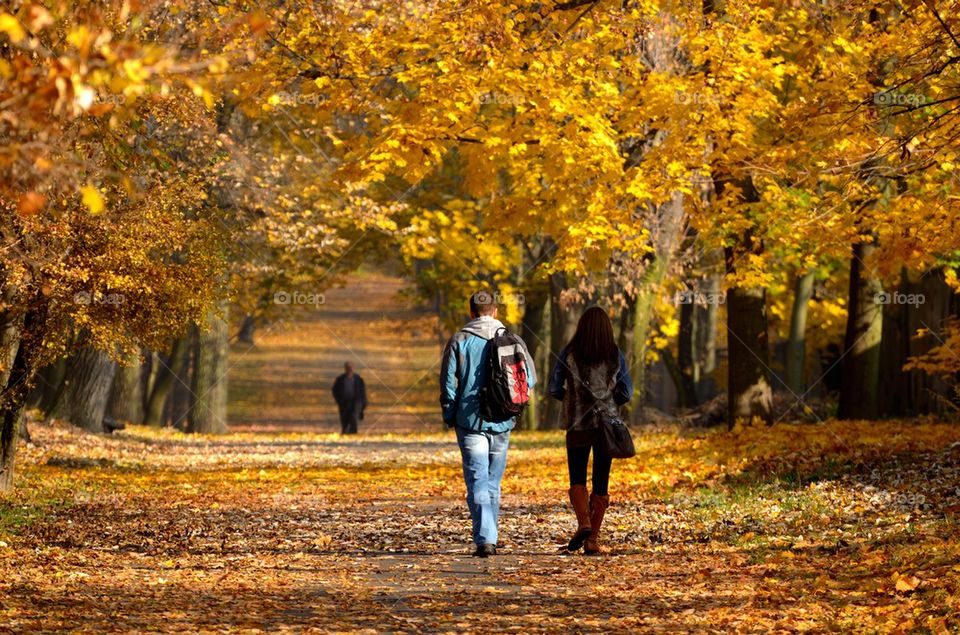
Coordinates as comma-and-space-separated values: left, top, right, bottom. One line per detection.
2, 419, 960, 633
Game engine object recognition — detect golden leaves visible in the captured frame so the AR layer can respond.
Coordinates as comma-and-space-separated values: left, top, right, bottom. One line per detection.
893, 572, 921, 593
16, 192, 45, 217
25, 4, 53, 31
0, 13, 25, 43
80, 184, 105, 215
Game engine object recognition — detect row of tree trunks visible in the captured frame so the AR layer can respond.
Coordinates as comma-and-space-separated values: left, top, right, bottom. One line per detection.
144, 337, 190, 426
879, 269, 960, 416
23, 310, 230, 434
513, 239, 954, 426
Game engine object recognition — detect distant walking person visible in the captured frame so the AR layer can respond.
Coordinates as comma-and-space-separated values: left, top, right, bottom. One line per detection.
440, 291, 537, 557
549, 307, 632, 555
332, 362, 367, 434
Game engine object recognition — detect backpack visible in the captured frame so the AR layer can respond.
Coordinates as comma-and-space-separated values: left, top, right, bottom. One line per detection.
479, 327, 531, 422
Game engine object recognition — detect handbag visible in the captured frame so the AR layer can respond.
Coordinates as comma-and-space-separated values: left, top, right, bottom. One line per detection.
599, 414, 636, 459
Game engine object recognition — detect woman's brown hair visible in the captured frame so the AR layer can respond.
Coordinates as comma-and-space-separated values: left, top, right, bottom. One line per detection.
568, 306, 618, 367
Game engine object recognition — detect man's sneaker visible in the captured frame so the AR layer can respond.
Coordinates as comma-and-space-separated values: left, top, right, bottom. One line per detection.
473, 544, 497, 558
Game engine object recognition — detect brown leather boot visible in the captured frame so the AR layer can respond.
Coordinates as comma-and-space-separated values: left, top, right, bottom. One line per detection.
567, 485, 592, 551
583, 494, 609, 555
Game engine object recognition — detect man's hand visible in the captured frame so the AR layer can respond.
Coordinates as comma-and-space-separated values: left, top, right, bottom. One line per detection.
442, 405, 457, 427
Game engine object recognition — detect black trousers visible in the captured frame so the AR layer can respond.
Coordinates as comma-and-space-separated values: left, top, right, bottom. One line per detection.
338, 408, 359, 434
566, 429, 612, 495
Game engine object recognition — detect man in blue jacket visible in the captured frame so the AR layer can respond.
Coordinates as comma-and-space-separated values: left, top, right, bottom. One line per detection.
440, 291, 537, 557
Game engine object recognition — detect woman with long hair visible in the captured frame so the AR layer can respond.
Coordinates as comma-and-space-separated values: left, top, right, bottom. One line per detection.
548, 306, 633, 554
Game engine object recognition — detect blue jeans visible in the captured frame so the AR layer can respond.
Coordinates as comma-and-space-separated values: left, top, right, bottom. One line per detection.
455, 427, 510, 547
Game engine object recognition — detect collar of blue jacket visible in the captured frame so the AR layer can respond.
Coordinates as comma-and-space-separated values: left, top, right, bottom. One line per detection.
460, 315, 506, 340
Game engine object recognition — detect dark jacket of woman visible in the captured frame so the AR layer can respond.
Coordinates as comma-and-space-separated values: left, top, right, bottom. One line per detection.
548, 346, 633, 434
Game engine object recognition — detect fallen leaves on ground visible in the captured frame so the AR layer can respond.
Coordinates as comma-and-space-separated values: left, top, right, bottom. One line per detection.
1, 419, 959, 633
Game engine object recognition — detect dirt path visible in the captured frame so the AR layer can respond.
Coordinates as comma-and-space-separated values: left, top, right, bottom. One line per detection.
228, 272, 442, 433
6, 419, 958, 632
3, 424, 767, 634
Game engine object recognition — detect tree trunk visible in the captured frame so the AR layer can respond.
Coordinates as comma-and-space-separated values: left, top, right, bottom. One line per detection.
838, 241, 883, 420
236, 314, 256, 345
0, 396, 25, 493
542, 273, 578, 429
694, 271, 721, 401
19, 413, 30, 444
627, 192, 686, 422
107, 351, 145, 424
676, 299, 699, 407
785, 271, 815, 395
629, 276, 656, 420
48, 346, 117, 433
536, 297, 552, 424
724, 243, 774, 427
187, 305, 229, 434
0, 321, 25, 493
617, 294, 636, 361
661, 347, 691, 408
0, 314, 20, 390
628, 258, 670, 422
144, 336, 190, 427
878, 269, 909, 416
29, 358, 67, 414
144, 350, 158, 402
167, 331, 195, 428
518, 282, 548, 430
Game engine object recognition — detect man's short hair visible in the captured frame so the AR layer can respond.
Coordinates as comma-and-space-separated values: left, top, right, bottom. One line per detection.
469, 290, 497, 316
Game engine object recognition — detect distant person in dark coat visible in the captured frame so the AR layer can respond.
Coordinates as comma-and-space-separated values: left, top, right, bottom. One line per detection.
332, 362, 367, 434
